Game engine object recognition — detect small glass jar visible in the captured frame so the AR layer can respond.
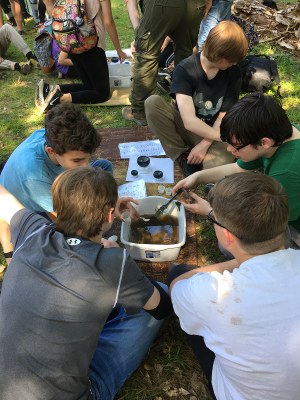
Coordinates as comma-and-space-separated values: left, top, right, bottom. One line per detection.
137, 156, 151, 173
153, 170, 164, 182
131, 169, 139, 178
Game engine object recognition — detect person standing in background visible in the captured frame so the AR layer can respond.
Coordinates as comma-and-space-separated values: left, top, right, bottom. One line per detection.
122, 0, 206, 126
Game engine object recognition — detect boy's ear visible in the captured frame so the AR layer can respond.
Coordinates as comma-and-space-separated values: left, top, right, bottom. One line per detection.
259, 137, 274, 148
107, 208, 115, 223
45, 145, 55, 155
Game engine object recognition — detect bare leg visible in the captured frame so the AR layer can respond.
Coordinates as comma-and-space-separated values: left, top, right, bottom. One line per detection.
42, 0, 54, 15
9, 0, 23, 32
0, 6, 4, 28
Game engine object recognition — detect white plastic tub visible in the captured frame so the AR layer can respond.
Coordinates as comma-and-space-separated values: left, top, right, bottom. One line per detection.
108, 63, 132, 88
120, 196, 186, 262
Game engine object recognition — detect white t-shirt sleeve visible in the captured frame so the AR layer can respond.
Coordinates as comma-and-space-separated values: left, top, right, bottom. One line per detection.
171, 272, 224, 336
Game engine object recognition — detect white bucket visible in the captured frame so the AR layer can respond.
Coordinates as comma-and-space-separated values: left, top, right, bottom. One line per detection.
120, 196, 186, 262
108, 63, 132, 88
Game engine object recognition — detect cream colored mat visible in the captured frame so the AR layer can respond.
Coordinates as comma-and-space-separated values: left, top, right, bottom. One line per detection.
81, 86, 131, 107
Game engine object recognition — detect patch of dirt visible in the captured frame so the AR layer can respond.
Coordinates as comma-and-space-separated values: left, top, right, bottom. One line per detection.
116, 317, 213, 400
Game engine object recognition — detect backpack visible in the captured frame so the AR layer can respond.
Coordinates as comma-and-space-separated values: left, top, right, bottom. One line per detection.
51, 0, 98, 55
230, 15, 259, 52
239, 55, 281, 96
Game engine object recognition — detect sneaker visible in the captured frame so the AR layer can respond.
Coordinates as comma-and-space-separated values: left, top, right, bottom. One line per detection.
157, 79, 171, 94
22, 12, 32, 19
177, 152, 203, 177
19, 61, 31, 75
29, 58, 40, 69
8, 16, 17, 26
122, 107, 147, 126
35, 79, 53, 107
39, 85, 62, 113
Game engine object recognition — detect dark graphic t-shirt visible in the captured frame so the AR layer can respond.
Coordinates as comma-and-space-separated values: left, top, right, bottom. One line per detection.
170, 52, 241, 125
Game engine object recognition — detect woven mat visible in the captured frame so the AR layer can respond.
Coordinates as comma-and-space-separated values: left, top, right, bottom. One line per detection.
94, 127, 198, 283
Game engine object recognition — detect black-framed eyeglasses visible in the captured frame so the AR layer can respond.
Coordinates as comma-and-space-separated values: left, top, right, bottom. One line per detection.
226, 142, 251, 151
207, 209, 229, 231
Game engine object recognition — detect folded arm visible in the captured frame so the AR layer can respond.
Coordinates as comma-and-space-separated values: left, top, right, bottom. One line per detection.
176, 93, 221, 142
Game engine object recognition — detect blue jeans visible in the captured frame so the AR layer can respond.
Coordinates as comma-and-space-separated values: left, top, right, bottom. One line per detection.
89, 284, 168, 400
197, 0, 233, 49
91, 159, 113, 175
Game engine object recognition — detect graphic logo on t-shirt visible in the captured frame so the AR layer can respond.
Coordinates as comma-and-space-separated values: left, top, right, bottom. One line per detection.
66, 238, 81, 246
193, 92, 223, 121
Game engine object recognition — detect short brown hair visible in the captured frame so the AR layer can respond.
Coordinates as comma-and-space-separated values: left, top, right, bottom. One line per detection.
202, 21, 248, 63
208, 173, 288, 247
52, 167, 118, 238
45, 104, 101, 155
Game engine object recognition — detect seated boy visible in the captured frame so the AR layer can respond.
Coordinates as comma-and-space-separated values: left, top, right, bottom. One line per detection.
145, 21, 249, 176
0, 23, 37, 74
0, 103, 112, 263
0, 167, 172, 399
170, 173, 300, 400
172, 93, 300, 248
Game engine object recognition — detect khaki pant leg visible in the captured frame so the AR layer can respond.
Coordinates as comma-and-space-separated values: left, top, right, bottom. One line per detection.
145, 95, 200, 160
0, 24, 31, 57
0, 59, 15, 70
130, 0, 184, 116
145, 95, 234, 168
203, 141, 235, 169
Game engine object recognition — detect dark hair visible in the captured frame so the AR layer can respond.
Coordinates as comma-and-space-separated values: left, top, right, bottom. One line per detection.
45, 104, 101, 155
220, 93, 293, 147
202, 21, 248, 63
52, 167, 118, 238
208, 173, 288, 246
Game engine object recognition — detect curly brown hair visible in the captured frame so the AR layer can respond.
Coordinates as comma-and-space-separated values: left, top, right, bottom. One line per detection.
45, 104, 101, 155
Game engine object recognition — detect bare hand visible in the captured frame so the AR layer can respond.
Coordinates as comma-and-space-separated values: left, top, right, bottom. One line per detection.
114, 197, 140, 221
130, 40, 136, 57
101, 238, 120, 248
118, 49, 128, 63
172, 173, 201, 195
180, 191, 211, 216
187, 140, 212, 164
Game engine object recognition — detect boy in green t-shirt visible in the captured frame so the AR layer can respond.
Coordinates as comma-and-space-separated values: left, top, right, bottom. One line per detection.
172, 93, 300, 247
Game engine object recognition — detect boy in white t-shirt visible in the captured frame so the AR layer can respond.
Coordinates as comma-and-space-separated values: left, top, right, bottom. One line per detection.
170, 173, 300, 400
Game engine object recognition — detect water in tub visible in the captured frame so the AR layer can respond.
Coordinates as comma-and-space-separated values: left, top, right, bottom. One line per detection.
129, 214, 178, 245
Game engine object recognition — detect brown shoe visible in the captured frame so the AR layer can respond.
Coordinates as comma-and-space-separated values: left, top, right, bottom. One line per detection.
19, 61, 31, 75
122, 107, 147, 126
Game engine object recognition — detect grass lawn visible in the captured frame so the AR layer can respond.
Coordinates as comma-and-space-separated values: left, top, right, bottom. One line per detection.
0, 0, 300, 398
